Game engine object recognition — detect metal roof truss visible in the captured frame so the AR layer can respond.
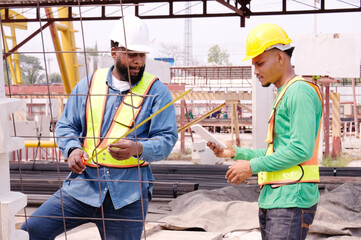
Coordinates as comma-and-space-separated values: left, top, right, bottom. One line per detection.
0, 0, 360, 27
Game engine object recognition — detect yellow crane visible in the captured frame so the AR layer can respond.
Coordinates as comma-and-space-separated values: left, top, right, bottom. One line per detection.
1, 9, 27, 85
2, 8, 80, 93
45, 7, 80, 94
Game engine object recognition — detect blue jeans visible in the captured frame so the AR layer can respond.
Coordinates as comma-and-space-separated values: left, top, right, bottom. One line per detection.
21, 189, 150, 240
259, 204, 317, 240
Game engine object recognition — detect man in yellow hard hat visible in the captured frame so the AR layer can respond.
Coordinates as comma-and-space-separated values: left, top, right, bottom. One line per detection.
208, 23, 322, 239
22, 16, 178, 240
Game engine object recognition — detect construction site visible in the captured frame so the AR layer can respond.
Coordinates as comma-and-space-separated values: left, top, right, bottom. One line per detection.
0, 0, 361, 240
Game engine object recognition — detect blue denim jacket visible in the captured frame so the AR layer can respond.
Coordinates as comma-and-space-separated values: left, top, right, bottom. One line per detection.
56, 66, 178, 209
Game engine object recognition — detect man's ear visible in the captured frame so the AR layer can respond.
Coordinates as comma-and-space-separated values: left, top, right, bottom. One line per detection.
111, 47, 117, 60
277, 51, 286, 65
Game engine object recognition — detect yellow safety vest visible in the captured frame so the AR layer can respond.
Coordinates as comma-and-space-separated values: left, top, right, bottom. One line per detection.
258, 76, 323, 187
83, 68, 157, 168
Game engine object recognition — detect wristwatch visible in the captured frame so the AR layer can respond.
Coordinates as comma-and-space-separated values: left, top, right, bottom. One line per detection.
68, 147, 80, 157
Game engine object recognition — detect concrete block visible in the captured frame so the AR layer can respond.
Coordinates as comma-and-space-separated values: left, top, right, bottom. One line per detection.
145, 59, 171, 83
11, 116, 51, 141
0, 154, 10, 194
145, 230, 222, 240
0, 191, 28, 240
191, 141, 205, 164
55, 223, 100, 240
252, 67, 274, 149
224, 230, 262, 240
142, 222, 161, 238
0, 98, 25, 153
56, 222, 161, 240
192, 141, 224, 165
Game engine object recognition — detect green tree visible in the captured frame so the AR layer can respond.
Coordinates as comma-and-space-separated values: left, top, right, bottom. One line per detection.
49, 72, 62, 83
158, 42, 184, 66
85, 42, 99, 56
207, 44, 230, 66
19, 54, 45, 84
2, 61, 11, 85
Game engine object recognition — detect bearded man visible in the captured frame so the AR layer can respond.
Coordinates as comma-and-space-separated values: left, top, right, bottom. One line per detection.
22, 16, 178, 240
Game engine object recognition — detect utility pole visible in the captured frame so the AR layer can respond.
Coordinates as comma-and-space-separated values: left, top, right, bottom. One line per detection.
47, 55, 52, 75
313, 0, 320, 35
352, 78, 359, 137
183, 2, 193, 66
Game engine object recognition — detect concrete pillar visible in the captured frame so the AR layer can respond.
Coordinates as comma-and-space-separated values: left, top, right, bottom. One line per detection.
352, 78, 359, 137
0, 35, 28, 240
251, 66, 274, 149
229, 101, 240, 147
324, 85, 330, 156
330, 92, 341, 158
180, 100, 185, 154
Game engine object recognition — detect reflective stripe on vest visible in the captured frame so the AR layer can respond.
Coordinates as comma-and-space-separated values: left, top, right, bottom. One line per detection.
83, 68, 157, 168
258, 76, 323, 186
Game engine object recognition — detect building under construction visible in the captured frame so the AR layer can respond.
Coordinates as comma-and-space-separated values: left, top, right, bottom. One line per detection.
0, 1, 361, 240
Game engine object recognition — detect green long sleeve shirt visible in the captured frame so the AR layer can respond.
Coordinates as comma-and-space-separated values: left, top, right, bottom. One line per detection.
234, 80, 322, 209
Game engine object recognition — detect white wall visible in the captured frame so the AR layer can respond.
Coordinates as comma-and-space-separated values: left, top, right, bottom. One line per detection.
78, 56, 171, 83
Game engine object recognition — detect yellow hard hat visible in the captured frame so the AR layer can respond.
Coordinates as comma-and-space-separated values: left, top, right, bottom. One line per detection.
242, 23, 292, 61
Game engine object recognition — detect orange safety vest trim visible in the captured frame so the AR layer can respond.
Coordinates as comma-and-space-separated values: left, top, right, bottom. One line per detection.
83, 68, 157, 168
259, 76, 323, 187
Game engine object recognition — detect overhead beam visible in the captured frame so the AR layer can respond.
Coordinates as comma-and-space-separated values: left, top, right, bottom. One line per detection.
216, 0, 245, 17
0, 0, 359, 24
2, 22, 51, 60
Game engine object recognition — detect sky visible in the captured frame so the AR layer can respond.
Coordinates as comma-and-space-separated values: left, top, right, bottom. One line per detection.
3, 0, 361, 73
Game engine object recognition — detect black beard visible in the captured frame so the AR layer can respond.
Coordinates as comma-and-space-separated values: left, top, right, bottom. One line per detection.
115, 62, 145, 85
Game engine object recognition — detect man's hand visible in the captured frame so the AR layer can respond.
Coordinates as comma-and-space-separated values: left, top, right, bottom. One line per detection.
225, 160, 253, 185
108, 139, 143, 160
68, 148, 88, 174
207, 142, 236, 158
